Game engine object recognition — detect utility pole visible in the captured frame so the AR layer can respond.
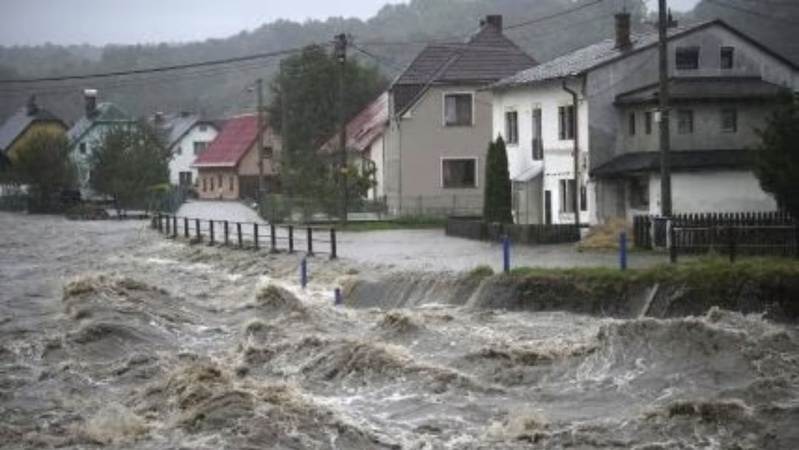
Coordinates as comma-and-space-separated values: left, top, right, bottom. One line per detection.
562, 80, 581, 234
256, 77, 265, 211
335, 33, 348, 225
658, 0, 672, 217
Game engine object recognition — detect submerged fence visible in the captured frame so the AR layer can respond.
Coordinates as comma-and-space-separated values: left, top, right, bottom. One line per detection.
152, 213, 338, 258
633, 211, 798, 259
446, 216, 580, 245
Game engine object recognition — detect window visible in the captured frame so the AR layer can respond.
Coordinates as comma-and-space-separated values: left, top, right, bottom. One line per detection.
79, 142, 86, 154
676, 46, 700, 70
217, 174, 222, 189
677, 109, 694, 134
442, 158, 477, 188
175, 146, 182, 156
559, 179, 576, 213
202, 177, 207, 192
505, 111, 518, 144
264, 146, 274, 159
532, 108, 543, 160
720, 46, 734, 69
444, 93, 473, 126
644, 111, 653, 135
628, 112, 636, 136
720, 108, 737, 133
210, 176, 214, 191
558, 105, 575, 140
229, 176, 234, 191
580, 185, 587, 212
199, 124, 208, 132
629, 176, 649, 209
179, 171, 192, 186
193, 141, 208, 155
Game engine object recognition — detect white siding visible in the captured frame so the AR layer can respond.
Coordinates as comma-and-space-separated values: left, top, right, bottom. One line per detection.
649, 171, 777, 214
170, 124, 218, 186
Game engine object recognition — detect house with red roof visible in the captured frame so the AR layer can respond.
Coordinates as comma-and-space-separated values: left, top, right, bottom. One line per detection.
192, 113, 281, 200
320, 92, 388, 200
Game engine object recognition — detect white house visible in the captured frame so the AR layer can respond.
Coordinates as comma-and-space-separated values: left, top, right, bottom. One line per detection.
491, 14, 798, 225
151, 112, 219, 188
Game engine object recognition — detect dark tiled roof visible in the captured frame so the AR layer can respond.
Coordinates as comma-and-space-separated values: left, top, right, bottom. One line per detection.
591, 149, 754, 177
615, 77, 785, 105
321, 92, 388, 154
491, 19, 795, 89
192, 114, 260, 168
392, 21, 536, 114
0, 106, 66, 152
150, 113, 219, 149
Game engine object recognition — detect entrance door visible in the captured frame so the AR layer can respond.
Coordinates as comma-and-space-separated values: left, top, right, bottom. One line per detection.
544, 190, 552, 225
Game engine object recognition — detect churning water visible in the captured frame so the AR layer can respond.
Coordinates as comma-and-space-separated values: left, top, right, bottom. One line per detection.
1, 212, 798, 449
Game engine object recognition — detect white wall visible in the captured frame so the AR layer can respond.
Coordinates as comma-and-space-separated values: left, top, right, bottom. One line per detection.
367, 134, 385, 199
492, 80, 594, 225
170, 124, 218, 186
648, 170, 777, 214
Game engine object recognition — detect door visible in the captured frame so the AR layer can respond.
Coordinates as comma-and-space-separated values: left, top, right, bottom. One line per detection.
544, 190, 552, 225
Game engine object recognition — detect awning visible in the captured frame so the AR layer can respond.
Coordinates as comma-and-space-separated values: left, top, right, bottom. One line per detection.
591, 149, 754, 178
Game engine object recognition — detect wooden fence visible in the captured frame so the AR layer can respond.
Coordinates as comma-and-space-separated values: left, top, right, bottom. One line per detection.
633, 211, 797, 258
152, 213, 338, 259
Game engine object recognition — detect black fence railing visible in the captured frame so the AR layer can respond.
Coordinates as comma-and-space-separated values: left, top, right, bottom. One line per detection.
152, 213, 338, 259
446, 216, 580, 245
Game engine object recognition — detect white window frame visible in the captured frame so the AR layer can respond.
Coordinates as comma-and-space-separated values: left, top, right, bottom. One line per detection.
440, 156, 479, 189
505, 109, 519, 145
442, 91, 475, 127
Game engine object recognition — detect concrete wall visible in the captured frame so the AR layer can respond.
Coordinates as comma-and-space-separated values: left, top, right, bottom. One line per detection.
385, 85, 492, 215
170, 124, 218, 186
649, 170, 777, 214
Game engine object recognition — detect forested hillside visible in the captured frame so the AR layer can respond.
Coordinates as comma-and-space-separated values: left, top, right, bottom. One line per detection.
1, 0, 794, 125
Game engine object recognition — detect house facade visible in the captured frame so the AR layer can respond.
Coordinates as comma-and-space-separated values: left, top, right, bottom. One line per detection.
151, 112, 219, 188
66, 90, 134, 197
0, 95, 68, 165
383, 15, 536, 217
192, 113, 281, 201
320, 92, 388, 200
491, 15, 797, 225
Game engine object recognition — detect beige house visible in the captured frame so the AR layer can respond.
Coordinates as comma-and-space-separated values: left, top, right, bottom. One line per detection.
192, 113, 281, 200
383, 15, 536, 217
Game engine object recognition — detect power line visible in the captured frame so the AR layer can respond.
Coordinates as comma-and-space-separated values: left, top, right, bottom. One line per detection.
505, 0, 605, 31
705, 0, 799, 24
0, 44, 326, 84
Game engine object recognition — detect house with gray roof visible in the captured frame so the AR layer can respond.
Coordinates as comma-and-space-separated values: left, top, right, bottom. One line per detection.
383, 15, 536, 216
150, 112, 219, 189
490, 14, 798, 226
67, 90, 135, 196
0, 95, 67, 168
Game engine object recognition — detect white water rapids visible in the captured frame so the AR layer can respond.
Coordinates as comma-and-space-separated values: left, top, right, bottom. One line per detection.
1, 212, 798, 449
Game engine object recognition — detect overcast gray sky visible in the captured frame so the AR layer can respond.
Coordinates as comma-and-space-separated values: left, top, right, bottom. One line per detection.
0, 0, 701, 46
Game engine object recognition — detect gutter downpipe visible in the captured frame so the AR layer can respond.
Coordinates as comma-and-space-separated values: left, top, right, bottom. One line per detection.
562, 76, 581, 235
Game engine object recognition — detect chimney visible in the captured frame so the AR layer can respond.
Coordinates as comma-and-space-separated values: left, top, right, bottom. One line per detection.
154, 111, 165, 125
26, 94, 38, 116
614, 13, 632, 50
84, 89, 98, 118
481, 15, 503, 31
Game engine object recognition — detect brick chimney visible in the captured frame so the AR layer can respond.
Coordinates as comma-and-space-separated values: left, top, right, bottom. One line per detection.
615, 12, 632, 50
481, 15, 503, 31
84, 89, 98, 118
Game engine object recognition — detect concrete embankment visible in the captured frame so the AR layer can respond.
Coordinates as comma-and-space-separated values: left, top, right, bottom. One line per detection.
344, 262, 799, 322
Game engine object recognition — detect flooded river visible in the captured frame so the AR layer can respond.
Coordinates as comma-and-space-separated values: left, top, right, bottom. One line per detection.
1, 212, 798, 449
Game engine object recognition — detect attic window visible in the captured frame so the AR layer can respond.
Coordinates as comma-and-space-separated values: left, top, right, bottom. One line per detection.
676, 46, 699, 70
720, 47, 734, 69
199, 124, 208, 132
444, 93, 473, 126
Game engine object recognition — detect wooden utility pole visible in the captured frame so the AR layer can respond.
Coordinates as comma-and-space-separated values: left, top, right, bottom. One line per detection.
335, 33, 348, 225
256, 77, 265, 208
658, 0, 672, 216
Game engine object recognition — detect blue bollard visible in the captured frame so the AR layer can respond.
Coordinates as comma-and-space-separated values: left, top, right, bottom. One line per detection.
503, 235, 511, 273
334, 287, 342, 306
300, 258, 308, 289
620, 231, 628, 271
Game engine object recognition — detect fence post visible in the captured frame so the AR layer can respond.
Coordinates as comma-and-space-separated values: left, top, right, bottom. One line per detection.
184, 218, 189, 238
270, 224, 277, 253
330, 229, 337, 260
620, 231, 628, 271
209, 221, 215, 245
669, 220, 677, 264
253, 223, 259, 250
502, 235, 510, 273
237, 222, 243, 248
334, 287, 342, 306
157, 213, 163, 232
307, 227, 314, 256
165, 215, 171, 235
288, 225, 295, 253
728, 225, 737, 263
224, 221, 229, 246
300, 257, 307, 289
172, 216, 178, 238
195, 219, 202, 242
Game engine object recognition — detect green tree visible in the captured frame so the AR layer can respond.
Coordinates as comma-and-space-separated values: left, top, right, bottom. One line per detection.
10, 132, 76, 212
754, 90, 799, 217
268, 44, 388, 205
89, 121, 171, 215
483, 136, 513, 223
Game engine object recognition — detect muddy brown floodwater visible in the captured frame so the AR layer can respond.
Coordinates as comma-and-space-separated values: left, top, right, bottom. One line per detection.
1, 212, 798, 449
